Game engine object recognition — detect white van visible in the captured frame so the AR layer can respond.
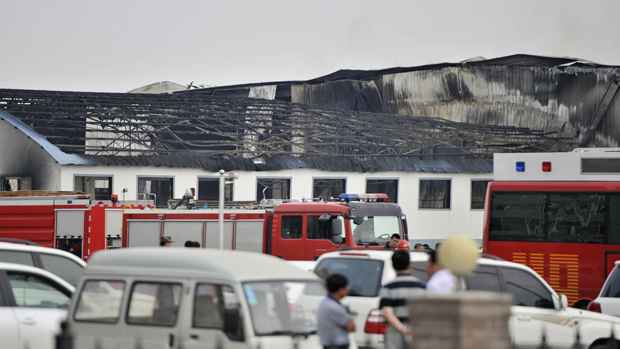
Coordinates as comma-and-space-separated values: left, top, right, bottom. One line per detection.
68, 248, 326, 349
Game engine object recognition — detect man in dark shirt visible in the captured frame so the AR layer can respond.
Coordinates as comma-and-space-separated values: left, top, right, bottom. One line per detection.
379, 251, 426, 349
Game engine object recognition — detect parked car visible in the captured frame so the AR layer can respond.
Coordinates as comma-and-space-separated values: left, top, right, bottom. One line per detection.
0, 242, 86, 286
0, 262, 74, 349
315, 250, 620, 349
68, 248, 338, 349
589, 261, 620, 317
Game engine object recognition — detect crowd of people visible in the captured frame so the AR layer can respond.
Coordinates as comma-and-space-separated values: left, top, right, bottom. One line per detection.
318, 244, 455, 349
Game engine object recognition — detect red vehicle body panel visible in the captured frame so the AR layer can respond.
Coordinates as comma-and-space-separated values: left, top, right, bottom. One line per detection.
483, 181, 620, 305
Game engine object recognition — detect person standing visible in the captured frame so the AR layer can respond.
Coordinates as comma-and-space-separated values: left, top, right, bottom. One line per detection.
426, 249, 457, 294
379, 251, 426, 349
317, 274, 356, 349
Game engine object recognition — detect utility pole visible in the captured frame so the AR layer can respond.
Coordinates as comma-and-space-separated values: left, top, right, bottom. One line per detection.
218, 169, 225, 250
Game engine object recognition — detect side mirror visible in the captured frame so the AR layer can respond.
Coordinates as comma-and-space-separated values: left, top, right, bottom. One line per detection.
559, 294, 569, 310
353, 217, 364, 225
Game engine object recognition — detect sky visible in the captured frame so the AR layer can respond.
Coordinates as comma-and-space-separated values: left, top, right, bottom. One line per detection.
1, 0, 619, 92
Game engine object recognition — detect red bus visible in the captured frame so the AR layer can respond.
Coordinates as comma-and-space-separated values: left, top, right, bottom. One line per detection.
483, 149, 620, 308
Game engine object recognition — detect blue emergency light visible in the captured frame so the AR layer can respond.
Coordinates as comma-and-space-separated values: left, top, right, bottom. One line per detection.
338, 193, 359, 202
515, 161, 526, 172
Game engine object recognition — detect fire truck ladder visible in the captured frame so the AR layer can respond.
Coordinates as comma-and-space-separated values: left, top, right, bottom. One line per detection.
579, 76, 620, 146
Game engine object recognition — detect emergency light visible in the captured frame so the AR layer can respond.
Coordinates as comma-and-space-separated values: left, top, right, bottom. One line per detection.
515, 161, 526, 172
338, 193, 389, 202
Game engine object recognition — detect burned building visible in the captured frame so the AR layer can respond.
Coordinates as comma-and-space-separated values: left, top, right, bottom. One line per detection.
180, 54, 620, 147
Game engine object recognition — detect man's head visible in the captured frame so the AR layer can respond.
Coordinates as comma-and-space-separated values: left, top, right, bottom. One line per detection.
160, 236, 173, 247
326, 273, 349, 300
413, 243, 425, 251
391, 250, 410, 272
426, 249, 442, 277
388, 233, 401, 249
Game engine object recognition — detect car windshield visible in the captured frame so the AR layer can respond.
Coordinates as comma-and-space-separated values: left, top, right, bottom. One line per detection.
243, 280, 324, 336
352, 216, 401, 244
315, 258, 384, 297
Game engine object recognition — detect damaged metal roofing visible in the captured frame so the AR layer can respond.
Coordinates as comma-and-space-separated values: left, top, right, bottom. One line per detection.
0, 88, 573, 173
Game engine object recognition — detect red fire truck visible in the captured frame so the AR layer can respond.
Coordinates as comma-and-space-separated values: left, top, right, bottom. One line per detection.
483, 148, 620, 308
0, 192, 407, 261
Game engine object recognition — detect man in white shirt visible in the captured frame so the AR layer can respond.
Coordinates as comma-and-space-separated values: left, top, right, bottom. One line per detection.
426, 249, 457, 294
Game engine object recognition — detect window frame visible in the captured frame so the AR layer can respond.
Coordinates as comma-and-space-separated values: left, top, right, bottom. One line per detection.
418, 178, 452, 210
470, 179, 491, 210
73, 174, 114, 201
196, 176, 234, 202
256, 177, 292, 201
125, 281, 183, 328
312, 177, 347, 200
6, 271, 72, 308
279, 215, 303, 240
73, 279, 126, 324
366, 178, 399, 203
136, 176, 175, 208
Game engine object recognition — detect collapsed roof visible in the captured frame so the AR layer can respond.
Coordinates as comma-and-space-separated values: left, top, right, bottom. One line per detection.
0, 88, 573, 172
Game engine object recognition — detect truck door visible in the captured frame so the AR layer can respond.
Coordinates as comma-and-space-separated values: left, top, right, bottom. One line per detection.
304, 215, 345, 260
164, 221, 203, 247
271, 215, 305, 260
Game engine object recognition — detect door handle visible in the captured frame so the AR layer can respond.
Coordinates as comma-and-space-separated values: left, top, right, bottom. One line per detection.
190, 334, 199, 340
21, 318, 36, 326
169, 333, 175, 347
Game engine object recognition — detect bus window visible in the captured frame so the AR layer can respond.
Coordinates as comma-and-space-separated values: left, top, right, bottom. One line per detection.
546, 193, 607, 243
490, 193, 545, 241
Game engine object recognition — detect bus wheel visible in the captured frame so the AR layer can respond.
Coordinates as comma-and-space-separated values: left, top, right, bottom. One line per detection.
573, 299, 590, 310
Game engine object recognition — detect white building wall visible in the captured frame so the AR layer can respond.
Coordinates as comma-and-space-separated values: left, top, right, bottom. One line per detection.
60, 166, 489, 241
0, 120, 61, 190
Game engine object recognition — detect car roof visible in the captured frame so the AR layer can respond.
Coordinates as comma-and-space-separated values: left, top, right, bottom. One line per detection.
0, 242, 86, 267
0, 262, 75, 293
317, 250, 541, 273
86, 248, 319, 282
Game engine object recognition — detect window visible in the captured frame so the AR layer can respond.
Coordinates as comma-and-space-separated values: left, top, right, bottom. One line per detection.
367, 179, 398, 202
74, 176, 113, 201
74, 280, 125, 323
603, 266, 620, 298
280, 216, 302, 239
198, 178, 233, 202
471, 180, 490, 209
39, 253, 84, 287
419, 180, 451, 209
500, 267, 554, 309
352, 216, 401, 244
137, 177, 174, 208
194, 284, 244, 341
489, 192, 620, 244
308, 215, 344, 241
127, 282, 182, 326
7, 272, 70, 308
313, 178, 346, 200
0, 250, 34, 266
315, 258, 384, 297
257, 178, 290, 200
410, 262, 429, 282
466, 266, 502, 292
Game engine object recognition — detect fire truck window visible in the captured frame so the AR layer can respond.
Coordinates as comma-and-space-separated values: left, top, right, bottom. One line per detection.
39, 253, 84, 287
313, 178, 346, 201
0, 250, 35, 267
74, 280, 125, 323
607, 195, 620, 244
257, 178, 291, 200
366, 179, 398, 203
602, 266, 620, 298
489, 192, 546, 241
127, 282, 182, 326
546, 193, 607, 244
419, 180, 451, 209
281, 216, 302, 239
466, 266, 502, 292
137, 177, 174, 208
308, 216, 344, 240
470, 180, 490, 210
74, 176, 113, 201
500, 267, 554, 309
